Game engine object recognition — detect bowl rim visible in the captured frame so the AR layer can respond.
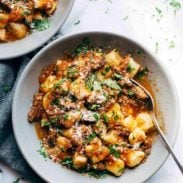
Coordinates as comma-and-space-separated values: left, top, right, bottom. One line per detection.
12, 31, 181, 182
0, 0, 75, 60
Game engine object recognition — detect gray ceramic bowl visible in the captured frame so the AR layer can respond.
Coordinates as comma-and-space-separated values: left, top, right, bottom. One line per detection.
12, 32, 180, 183
0, 0, 75, 60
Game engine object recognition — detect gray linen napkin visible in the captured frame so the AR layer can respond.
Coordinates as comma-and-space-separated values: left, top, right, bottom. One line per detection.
0, 57, 44, 182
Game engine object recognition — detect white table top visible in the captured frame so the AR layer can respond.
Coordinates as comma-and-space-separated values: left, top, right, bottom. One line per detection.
1, 0, 183, 182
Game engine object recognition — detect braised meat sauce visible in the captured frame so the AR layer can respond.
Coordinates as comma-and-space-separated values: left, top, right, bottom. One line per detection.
28, 44, 155, 177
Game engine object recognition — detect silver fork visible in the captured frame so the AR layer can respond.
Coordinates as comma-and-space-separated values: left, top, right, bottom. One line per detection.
131, 79, 183, 175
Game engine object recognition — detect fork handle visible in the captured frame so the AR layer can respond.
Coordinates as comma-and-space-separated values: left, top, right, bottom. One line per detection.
153, 117, 183, 174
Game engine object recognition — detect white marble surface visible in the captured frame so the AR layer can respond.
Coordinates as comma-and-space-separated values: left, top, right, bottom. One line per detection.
0, 0, 183, 182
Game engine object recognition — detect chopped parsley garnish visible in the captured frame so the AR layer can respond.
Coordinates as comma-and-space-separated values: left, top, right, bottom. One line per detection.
41, 117, 60, 127
108, 145, 120, 158
114, 73, 123, 80
127, 89, 135, 97
105, 66, 111, 72
63, 114, 69, 121
88, 104, 100, 111
72, 38, 91, 56
137, 50, 142, 55
136, 67, 149, 80
118, 167, 125, 173
41, 119, 50, 127
69, 95, 77, 102
93, 113, 100, 121
62, 157, 110, 178
38, 145, 48, 159
102, 65, 111, 75
85, 132, 97, 143
103, 114, 109, 123
113, 114, 119, 120
60, 147, 66, 152
112, 111, 119, 121
30, 19, 50, 31
51, 98, 60, 106
61, 157, 73, 168
22, 10, 31, 16
54, 78, 67, 89
127, 63, 135, 73
85, 74, 95, 91
50, 117, 59, 123
103, 79, 121, 90
68, 66, 78, 78
78, 167, 109, 179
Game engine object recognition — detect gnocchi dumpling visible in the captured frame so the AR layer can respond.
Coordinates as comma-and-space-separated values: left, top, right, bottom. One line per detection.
105, 103, 123, 126
46, 0, 57, 15
54, 79, 71, 95
61, 111, 81, 128
122, 115, 137, 131
105, 49, 122, 67
70, 78, 91, 100
42, 91, 53, 109
128, 127, 146, 145
94, 121, 107, 139
56, 136, 72, 149
103, 130, 122, 144
40, 75, 58, 93
0, 13, 9, 28
73, 152, 87, 169
123, 150, 145, 168
7, 22, 28, 39
34, 0, 57, 15
136, 112, 154, 132
85, 138, 109, 163
0, 28, 7, 42
127, 58, 140, 78
28, 47, 155, 177
106, 157, 125, 176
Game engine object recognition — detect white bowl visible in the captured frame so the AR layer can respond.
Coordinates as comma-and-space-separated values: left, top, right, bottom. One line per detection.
12, 32, 180, 183
0, 0, 75, 60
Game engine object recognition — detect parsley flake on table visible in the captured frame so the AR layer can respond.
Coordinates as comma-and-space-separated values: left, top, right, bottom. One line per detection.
74, 20, 80, 25
105, 8, 109, 14
2, 84, 11, 93
13, 178, 21, 183
123, 16, 128, 21
155, 7, 162, 14
155, 42, 159, 54
169, 41, 175, 48
169, 0, 181, 14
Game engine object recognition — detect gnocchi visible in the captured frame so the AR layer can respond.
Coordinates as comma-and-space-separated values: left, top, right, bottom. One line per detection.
28, 43, 156, 178
0, 0, 57, 42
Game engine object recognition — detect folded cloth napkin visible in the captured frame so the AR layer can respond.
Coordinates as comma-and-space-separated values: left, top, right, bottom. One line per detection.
0, 56, 44, 182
